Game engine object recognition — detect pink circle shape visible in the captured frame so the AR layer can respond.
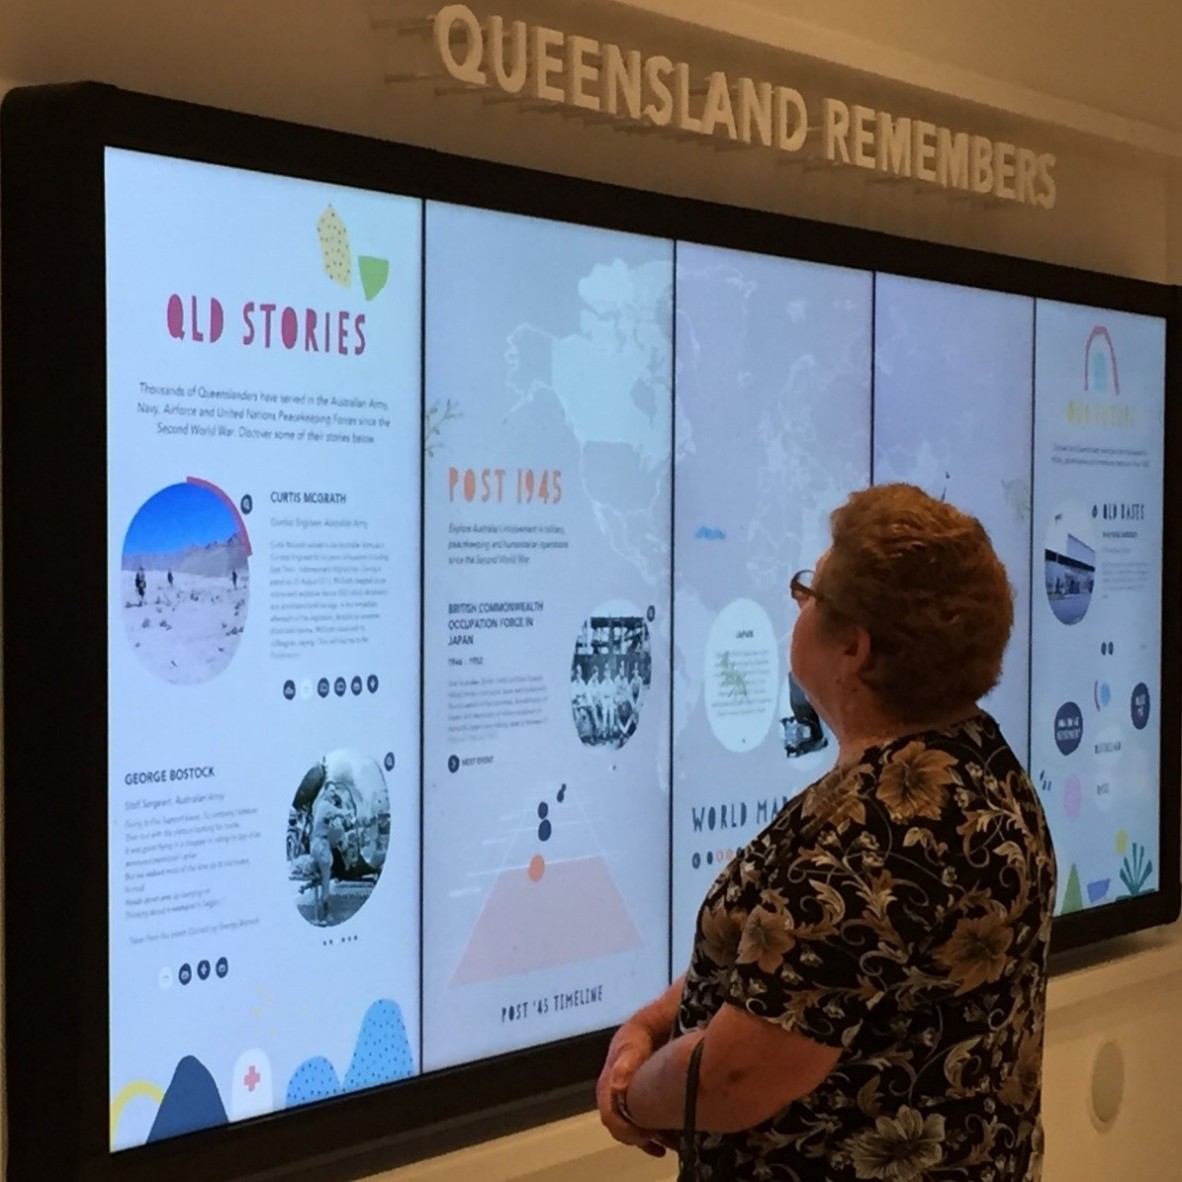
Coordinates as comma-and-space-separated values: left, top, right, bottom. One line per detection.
1064, 775, 1083, 821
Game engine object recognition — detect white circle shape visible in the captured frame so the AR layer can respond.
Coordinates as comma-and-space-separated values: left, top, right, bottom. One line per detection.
704, 598, 780, 753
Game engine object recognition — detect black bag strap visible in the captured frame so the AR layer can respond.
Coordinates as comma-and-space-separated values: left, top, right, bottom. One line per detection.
678, 1037, 706, 1178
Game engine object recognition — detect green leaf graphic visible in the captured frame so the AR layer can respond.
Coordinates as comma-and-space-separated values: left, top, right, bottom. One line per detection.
425, 398, 462, 460
718, 652, 749, 701
1119, 842, 1154, 897
359, 256, 390, 301
1061, 863, 1083, 914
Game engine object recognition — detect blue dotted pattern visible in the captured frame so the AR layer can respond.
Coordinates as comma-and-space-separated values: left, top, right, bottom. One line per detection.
285, 999, 416, 1108
285, 1056, 341, 1107
343, 1000, 415, 1091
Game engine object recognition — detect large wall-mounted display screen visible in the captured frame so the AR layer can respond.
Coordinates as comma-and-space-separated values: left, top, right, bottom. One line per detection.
1, 82, 1176, 1182
105, 149, 424, 1149
1030, 303, 1166, 918
670, 246, 872, 968
421, 205, 673, 1069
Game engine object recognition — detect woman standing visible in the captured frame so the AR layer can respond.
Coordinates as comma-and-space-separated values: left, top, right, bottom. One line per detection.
598, 484, 1056, 1181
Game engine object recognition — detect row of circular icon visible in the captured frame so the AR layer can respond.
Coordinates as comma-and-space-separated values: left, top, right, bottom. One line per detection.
283, 675, 380, 701
1053, 682, 1150, 755
159, 957, 229, 989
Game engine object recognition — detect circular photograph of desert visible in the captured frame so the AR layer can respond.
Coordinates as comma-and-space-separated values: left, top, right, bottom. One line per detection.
120, 480, 249, 683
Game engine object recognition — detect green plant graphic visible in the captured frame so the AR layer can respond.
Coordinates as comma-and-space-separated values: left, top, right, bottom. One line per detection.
1061, 863, 1083, 913
1119, 842, 1154, 897
425, 398, 463, 459
718, 652, 749, 701
358, 256, 390, 301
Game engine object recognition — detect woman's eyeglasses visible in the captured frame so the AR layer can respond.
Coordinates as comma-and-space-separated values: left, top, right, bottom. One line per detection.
790, 569, 868, 639
789, 569, 822, 607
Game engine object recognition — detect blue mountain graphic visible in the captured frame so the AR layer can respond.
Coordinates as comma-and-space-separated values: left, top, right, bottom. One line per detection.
148, 1056, 227, 1142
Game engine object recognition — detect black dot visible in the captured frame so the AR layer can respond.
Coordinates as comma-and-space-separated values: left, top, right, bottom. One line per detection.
538, 801, 549, 819
538, 819, 553, 842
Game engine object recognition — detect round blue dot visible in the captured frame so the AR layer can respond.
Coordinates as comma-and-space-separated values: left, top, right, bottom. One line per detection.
538, 819, 552, 842
706, 851, 714, 865
537, 801, 549, 819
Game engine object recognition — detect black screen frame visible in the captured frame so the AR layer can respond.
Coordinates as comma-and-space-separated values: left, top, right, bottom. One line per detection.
2, 80, 1179, 1182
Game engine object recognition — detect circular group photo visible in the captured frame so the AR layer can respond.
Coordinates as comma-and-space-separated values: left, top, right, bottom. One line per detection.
286, 749, 392, 928
1043, 502, 1097, 626
570, 604, 652, 750
120, 480, 250, 684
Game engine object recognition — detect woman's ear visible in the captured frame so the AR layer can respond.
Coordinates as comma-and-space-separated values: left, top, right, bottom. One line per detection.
842, 624, 874, 674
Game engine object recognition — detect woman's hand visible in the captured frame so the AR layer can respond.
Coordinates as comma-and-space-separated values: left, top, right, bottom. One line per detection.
596, 977, 685, 1153
596, 1019, 666, 1154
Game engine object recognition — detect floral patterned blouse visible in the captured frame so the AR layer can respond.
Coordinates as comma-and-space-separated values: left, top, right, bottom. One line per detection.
676, 712, 1057, 1182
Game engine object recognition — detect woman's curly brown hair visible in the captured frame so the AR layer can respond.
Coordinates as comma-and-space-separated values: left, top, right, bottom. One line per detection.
817, 483, 1014, 723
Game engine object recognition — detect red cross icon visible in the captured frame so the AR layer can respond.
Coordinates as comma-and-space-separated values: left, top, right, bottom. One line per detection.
244, 1065, 261, 1092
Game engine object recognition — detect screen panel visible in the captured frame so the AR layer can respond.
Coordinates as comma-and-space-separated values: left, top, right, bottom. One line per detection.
421, 203, 673, 1069
1030, 301, 1166, 916
873, 274, 1035, 758
670, 244, 872, 971
104, 149, 423, 1149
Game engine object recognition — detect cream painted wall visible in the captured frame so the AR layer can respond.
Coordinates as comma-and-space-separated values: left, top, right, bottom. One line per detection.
1, 3, 1180, 1180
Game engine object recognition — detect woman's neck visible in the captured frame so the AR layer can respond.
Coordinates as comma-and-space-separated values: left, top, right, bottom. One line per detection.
834, 701, 979, 768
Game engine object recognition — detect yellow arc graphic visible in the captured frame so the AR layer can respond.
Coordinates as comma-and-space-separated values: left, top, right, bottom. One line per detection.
110, 1081, 165, 1145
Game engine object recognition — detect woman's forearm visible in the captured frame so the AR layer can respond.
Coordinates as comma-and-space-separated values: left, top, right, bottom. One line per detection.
624, 1002, 841, 1136
630, 974, 685, 1042
619, 1029, 703, 1131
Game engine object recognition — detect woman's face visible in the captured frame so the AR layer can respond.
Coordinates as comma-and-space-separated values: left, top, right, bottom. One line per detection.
789, 550, 846, 727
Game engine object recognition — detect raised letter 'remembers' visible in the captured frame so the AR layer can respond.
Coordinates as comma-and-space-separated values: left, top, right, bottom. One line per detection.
824, 98, 851, 164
